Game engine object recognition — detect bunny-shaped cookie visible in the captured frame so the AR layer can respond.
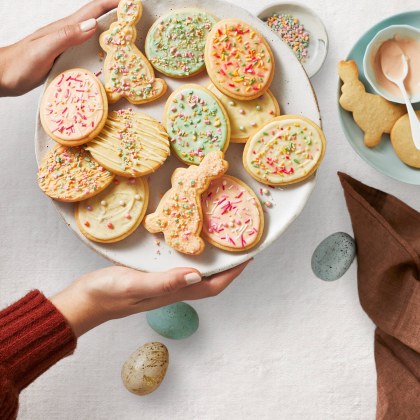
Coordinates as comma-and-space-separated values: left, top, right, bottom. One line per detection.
99, 0, 167, 104
144, 151, 228, 255
338, 60, 404, 147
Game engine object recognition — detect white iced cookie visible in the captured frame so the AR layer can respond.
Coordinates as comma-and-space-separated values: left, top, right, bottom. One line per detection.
243, 115, 326, 185
75, 176, 149, 243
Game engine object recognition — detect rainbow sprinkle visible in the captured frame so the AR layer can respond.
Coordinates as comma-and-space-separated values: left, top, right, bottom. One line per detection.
266, 14, 310, 62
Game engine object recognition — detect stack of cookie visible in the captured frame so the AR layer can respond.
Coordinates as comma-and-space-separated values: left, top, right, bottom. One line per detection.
37, 0, 326, 255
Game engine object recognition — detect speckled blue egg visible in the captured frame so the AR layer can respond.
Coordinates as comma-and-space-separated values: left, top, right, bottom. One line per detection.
146, 302, 199, 339
311, 232, 356, 281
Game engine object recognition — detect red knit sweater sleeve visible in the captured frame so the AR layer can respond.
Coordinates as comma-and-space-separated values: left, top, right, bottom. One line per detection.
0, 290, 77, 419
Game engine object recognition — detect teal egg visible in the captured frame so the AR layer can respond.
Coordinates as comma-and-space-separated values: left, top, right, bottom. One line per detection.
146, 302, 199, 340
311, 232, 356, 281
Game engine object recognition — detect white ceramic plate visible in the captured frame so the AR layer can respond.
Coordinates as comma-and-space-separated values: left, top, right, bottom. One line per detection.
257, 2, 328, 78
35, 0, 321, 276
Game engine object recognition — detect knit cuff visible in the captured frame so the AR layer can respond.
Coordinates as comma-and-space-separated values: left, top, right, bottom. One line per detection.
0, 290, 77, 391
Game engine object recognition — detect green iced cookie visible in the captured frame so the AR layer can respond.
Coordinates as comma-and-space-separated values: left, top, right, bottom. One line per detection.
163, 84, 230, 165
145, 9, 218, 78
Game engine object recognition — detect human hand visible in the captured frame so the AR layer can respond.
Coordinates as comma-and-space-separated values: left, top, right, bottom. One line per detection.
51, 261, 251, 337
0, 0, 119, 96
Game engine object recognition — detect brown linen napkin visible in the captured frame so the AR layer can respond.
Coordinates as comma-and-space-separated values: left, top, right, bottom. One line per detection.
338, 172, 420, 419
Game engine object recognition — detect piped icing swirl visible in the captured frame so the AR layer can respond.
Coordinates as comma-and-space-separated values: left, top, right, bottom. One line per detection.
205, 19, 274, 100
243, 115, 325, 185
40, 69, 106, 143
164, 84, 230, 165
146, 9, 218, 77
202, 175, 263, 251
85, 109, 170, 177
76, 176, 148, 243
37, 145, 114, 202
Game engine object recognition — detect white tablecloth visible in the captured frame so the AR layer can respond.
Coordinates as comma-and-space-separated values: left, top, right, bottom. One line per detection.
1, 1, 419, 419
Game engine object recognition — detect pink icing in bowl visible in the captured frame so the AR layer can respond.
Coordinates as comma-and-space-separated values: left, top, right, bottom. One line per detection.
363, 24, 420, 104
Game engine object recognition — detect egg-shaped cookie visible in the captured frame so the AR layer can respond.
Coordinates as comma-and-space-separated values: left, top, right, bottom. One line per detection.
207, 83, 280, 143
85, 109, 170, 177
243, 115, 326, 186
40, 68, 108, 146
145, 9, 218, 78
163, 84, 230, 165
390, 111, 420, 168
205, 19, 275, 101
75, 176, 149, 243
37, 145, 114, 202
202, 175, 264, 252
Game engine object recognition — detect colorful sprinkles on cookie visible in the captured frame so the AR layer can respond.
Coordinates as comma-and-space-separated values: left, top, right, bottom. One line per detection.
40, 69, 106, 144
144, 151, 228, 255
205, 19, 274, 100
99, 0, 167, 104
37, 145, 114, 202
202, 175, 264, 251
85, 109, 170, 177
164, 85, 230, 165
243, 116, 325, 185
76, 176, 148, 243
146, 9, 217, 77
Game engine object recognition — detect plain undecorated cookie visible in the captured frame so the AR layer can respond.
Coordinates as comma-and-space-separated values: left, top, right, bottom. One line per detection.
75, 176, 149, 243
390, 110, 420, 168
338, 60, 405, 147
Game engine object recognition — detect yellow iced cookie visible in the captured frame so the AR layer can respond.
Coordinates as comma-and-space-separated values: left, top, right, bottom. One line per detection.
207, 83, 280, 143
85, 109, 170, 177
243, 115, 326, 185
75, 176, 149, 243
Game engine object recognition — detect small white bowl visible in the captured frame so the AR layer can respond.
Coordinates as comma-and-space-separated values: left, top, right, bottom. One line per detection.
257, 2, 328, 78
363, 24, 420, 104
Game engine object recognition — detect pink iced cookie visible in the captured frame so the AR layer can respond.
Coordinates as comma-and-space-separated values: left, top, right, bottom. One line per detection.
201, 175, 264, 252
40, 68, 108, 146
144, 151, 228, 255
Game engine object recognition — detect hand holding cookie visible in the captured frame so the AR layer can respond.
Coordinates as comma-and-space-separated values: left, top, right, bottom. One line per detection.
0, 0, 119, 97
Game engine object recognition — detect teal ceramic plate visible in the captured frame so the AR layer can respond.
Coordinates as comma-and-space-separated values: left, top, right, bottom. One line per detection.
338, 11, 420, 185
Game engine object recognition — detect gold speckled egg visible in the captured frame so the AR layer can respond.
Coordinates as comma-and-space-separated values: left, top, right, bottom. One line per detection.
121, 342, 169, 396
